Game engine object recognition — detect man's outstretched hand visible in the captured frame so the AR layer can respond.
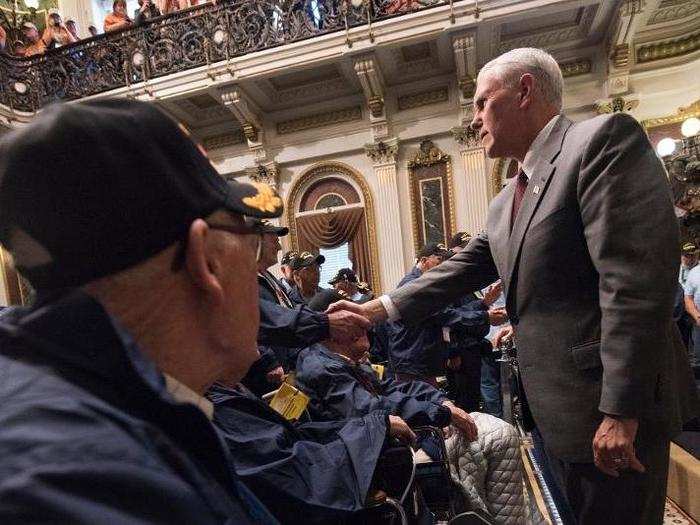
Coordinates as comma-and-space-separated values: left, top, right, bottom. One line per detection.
327, 309, 371, 344
326, 298, 389, 324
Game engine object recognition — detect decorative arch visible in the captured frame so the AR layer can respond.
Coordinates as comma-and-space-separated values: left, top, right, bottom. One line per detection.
286, 162, 382, 295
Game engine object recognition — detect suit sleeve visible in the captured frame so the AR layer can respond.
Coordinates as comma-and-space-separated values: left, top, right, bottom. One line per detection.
389, 233, 499, 324
577, 113, 680, 417
258, 299, 330, 348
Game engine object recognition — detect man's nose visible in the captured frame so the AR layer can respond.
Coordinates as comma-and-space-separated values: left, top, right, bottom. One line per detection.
469, 117, 482, 132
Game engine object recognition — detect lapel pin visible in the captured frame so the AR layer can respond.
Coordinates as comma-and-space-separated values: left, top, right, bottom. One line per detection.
533, 185, 540, 194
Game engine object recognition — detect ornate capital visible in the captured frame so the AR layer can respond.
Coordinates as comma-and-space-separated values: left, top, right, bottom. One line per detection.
353, 54, 386, 119
408, 140, 449, 168
246, 162, 280, 189
451, 125, 480, 149
595, 96, 639, 115
365, 139, 399, 165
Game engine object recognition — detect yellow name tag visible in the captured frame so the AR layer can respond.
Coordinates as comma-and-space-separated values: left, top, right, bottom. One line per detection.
269, 382, 309, 421
371, 364, 385, 380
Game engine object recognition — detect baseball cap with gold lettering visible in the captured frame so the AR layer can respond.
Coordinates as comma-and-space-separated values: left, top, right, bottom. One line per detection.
0, 99, 283, 290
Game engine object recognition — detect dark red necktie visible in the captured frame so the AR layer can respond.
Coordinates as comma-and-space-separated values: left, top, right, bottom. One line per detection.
510, 170, 529, 231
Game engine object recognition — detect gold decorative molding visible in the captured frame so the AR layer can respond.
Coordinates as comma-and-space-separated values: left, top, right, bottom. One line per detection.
0, 247, 30, 305
595, 96, 639, 114
365, 139, 399, 165
642, 99, 700, 129
408, 139, 450, 168
559, 58, 592, 78
406, 140, 457, 254
397, 87, 449, 111
246, 162, 280, 189
648, 0, 700, 25
637, 31, 700, 63
276, 106, 363, 135
610, 44, 631, 69
285, 162, 382, 295
202, 130, 245, 150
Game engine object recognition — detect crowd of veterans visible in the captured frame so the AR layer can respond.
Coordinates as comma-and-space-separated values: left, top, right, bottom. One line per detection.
0, 98, 525, 525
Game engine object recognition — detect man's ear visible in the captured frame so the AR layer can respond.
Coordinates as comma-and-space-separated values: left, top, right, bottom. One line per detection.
518, 73, 534, 109
185, 219, 224, 304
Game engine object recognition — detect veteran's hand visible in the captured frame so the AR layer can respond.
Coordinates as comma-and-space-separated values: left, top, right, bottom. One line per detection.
493, 325, 514, 348
488, 307, 508, 327
592, 416, 645, 477
483, 281, 503, 307
265, 366, 285, 385
327, 309, 371, 344
389, 415, 416, 445
444, 401, 478, 442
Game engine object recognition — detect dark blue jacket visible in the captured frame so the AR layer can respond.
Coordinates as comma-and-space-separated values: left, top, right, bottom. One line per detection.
209, 383, 388, 524
387, 267, 491, 376
0, 291, 277, 524
295, 344, 451, 428
448, 292, 491, 358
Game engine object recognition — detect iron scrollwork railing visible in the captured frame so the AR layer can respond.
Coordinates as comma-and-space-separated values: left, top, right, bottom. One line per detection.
0, 0, 448, 113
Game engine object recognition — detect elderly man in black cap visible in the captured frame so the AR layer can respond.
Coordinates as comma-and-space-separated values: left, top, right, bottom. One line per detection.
328, 268, 373, 303
279, 250, 298, 293
249, 227, 369, 389
0, 99, 282, 523
288, 251, 325, 304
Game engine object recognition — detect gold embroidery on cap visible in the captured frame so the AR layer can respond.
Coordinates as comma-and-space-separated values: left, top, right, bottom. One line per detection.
243, 182, 283, 213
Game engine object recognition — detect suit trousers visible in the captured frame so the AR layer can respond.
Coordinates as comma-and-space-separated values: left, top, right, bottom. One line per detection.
544, 425, 670, 525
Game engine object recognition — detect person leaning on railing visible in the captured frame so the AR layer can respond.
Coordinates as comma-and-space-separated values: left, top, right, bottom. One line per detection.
44, 13, 78, 48
134, 0, 162, 26
104, 0, 133, 32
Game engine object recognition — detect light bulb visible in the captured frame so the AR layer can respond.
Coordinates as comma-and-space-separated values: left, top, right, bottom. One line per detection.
656, 137, 677, 157
24, 0, 39, 8
681, 117, 700, 138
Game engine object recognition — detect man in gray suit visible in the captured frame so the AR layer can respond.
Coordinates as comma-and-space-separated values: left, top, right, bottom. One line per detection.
330, 48, 699, 524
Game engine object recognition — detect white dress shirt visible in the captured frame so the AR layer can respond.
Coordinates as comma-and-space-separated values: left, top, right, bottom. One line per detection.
379, 114, 562, 322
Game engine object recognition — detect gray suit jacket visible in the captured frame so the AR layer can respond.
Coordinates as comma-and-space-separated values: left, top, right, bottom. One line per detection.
390, 113, 699, 461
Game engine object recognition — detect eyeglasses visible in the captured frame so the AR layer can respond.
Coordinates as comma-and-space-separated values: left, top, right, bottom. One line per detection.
171, 219, 261, 272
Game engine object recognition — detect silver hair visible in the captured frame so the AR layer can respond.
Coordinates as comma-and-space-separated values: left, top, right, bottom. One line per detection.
478, 48, 563, 111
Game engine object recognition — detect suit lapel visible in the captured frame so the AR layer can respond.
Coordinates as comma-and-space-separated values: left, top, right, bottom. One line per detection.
489, 182, 515, 283
504, 116, 573, 303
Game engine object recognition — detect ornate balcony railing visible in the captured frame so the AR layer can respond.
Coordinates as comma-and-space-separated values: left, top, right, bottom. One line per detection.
0, 0, 449, 113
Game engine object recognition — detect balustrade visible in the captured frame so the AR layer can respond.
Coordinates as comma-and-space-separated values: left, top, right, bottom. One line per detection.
0, 0, 448, 112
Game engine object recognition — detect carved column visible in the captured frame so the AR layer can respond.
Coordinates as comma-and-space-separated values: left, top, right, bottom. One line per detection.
606, 0, 645, 96
452, 31, 477, 125
451, 125, 490, 234
365, 138, 405, 291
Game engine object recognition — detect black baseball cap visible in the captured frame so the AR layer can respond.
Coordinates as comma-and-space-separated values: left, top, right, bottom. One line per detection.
328, 267, 358, 285
290, 251, 325, 270
0, 99, 284, 290
448, 231, 472, 249
248, 219, 289, 237
280, 250, 298, 266
417, 242, 450, 259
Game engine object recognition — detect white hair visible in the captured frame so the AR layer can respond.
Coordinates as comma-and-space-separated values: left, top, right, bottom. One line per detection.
478, 48, 563, 111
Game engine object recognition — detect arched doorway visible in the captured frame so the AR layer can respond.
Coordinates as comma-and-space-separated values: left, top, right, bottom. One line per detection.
286, 162, 382, 294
